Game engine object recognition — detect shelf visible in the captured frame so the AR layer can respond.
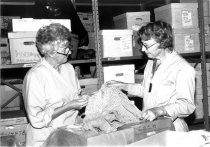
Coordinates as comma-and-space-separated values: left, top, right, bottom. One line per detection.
180, 51, 210, 58
102, 55, 146, 63
100, 52, 210, 64
0, 59, 96, 69
69, 59, 96, 65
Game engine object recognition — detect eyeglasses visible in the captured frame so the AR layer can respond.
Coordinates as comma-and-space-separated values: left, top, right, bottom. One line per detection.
140, 42, 159, 50
57, 44, 73, 56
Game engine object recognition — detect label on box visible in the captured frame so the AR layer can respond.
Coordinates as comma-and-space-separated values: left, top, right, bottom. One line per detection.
103, 35, 133, 57
103, 64, 135, 83
184, 35, 194, 51
181, 10, 193, 27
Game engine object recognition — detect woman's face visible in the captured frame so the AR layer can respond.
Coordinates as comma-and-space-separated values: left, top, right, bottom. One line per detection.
141, 38, 161, 59
53, 40, 72, 64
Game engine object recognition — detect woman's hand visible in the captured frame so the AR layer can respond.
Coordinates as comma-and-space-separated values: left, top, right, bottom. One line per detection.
142, 107, 167, 121
69, 96, 88, 110
106, 80, 127, 91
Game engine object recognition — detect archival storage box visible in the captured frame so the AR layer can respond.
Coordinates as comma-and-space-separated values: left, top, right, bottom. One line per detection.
8, 31, 41, 64
173, 28, 200, 53
12, 18, 71, 32
180, 0, 210, 16
99, 29, 133, 58
113, 11, 150, 30
154, 3, 198, 29
103, 64, 135, 84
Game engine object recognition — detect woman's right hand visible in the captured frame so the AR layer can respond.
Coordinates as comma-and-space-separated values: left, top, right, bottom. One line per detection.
106, 80, 127, 91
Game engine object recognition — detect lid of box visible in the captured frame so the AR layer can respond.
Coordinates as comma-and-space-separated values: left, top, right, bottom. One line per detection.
113, 11, 150, 21
154, 3, 198, 13
8, 31, 37, 39
173, 28, 200, 34
99, 29, 133, 35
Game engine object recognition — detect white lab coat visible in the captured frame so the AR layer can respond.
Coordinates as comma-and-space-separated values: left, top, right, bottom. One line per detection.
139, 51, 196, 131
23, 59, 81, 147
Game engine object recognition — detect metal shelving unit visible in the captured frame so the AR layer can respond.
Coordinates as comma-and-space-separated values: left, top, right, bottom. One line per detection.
90, 0, 210, 130
0, 0, 209, 130
197, 0, 210, 131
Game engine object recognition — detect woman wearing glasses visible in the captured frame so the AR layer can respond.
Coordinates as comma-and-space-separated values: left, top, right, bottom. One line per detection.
23, 23, 88, 147
107, 20, 196, 132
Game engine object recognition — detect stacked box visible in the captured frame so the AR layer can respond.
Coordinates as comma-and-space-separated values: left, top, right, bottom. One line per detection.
77, 12, 94, 33
172, 28, 200, 53
8, 32, 41, 64
179, 0, 210, 52
154, 3, 198, 29
12, 18, 71, 32
113, 12, 150, 31
103, 64, 135, 84
180, 0, 210, 16
155, 3, 200, 53
99, 30, 133, 58
191, 63, 210, 119
0, 38, 11, 64
113, 12, 151, 56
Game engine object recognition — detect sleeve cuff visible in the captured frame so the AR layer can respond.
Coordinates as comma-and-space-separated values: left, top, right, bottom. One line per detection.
44, 107, 54, 127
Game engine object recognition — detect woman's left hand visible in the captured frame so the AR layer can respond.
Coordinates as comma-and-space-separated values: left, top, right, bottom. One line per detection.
142, 107, 167, 121
69, 96, 88, 110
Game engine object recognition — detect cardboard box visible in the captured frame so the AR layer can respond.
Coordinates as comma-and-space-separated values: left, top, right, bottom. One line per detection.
0, 123, 27, 146
12, 18, 71, 32
113, 12, 150, 31
103, 64, 135, 83
154, 3, 198, 29
79, 78, 98, 95
100, 30, 133, 58
180, 0, 210, 16
127, 130, 209, 146
8, 32, 41, 64
0, 38, 11, 64
86, 118, 174, 146
77, 12, 94, 32
173, 28, 200, 53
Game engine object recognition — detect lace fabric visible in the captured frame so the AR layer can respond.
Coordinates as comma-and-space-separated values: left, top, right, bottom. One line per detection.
83, 84, 142, 133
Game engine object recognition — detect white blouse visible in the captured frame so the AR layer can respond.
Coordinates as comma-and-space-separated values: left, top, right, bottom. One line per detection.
139, 51, 196, 131
23, 59, 81, 146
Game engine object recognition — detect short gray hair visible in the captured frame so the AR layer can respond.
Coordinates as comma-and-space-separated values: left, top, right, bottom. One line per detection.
36, 23, 71, 56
